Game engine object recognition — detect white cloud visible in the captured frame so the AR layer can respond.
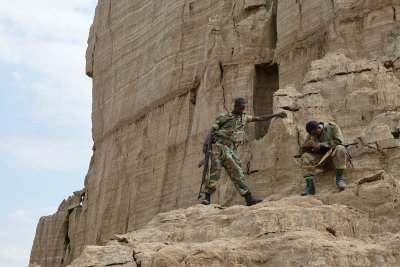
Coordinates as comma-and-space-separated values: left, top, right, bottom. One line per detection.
0, 0, 96, 42
12, 72, 23, 80
0, 0, 96, 125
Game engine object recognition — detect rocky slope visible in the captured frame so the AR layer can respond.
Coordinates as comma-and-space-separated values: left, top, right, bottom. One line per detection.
69, 196, 400, 266
70, 201, 400, 267
30, 0, 400, 266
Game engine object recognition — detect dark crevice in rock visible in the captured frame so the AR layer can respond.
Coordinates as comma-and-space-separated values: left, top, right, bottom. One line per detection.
384, 60, 393, 69
219, 61, 224, 81
111, 235, 129, 243
246, 160, 251, 174
296, 0, 303, 31
281, 106, 300, 112
244, 5, 264, 14
133, 251, 142, 267
190, 82, 199, 105
246, 170, 259, 175
105, 261, 131, 266
254, 63, 279, 140
221, 84, 229, 112
61, 209, 74, 266
334, 68, 373, 77
271, 0, 278, 49
219, 62, 229, 112
326, 227, 336, 236
244, 149, 255, 175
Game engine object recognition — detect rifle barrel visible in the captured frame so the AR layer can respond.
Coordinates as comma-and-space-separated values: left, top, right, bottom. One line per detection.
344, 142, 358, 147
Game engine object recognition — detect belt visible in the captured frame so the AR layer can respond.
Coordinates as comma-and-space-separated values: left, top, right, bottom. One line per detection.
212, 136, 237, 149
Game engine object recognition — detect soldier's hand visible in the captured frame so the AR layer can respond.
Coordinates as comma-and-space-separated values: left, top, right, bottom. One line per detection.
276, 111, 287, 118
198, 159, 206, 168
312, 143, 321, 151
304, 140, 313, 150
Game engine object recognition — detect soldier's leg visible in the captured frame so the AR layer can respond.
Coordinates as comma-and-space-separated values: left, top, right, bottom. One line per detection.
204, 144, 223, 195
300, 152, 322, 196
222, 148, 262, 206
301, 152, 321, 178
332, 145, 347, 170
222, 148, 249, 196
332, 145, 347, 189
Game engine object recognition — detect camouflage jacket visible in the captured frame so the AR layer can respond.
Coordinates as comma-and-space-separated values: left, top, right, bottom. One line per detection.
301, 122, 344, 153
212, 112, 253, 143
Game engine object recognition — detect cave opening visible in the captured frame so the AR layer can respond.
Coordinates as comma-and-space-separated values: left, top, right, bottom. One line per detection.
253, 63, 279, 140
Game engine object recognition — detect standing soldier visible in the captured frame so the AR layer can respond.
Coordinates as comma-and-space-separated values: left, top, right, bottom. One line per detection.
201, 98, 287, 206
300, 121, 347, 196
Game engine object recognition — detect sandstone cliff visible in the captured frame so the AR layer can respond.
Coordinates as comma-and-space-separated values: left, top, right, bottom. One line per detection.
30, 0, 400, 266
69, 196, 400, 266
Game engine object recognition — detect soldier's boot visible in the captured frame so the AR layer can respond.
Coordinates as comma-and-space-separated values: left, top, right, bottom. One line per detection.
301, 179, 315, 196
202, 193, 211, 205
336, 171, 346, 190
244, 193, 263, 206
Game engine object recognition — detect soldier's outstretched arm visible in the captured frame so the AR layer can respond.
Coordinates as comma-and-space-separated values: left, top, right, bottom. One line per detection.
251, 111, 287, 122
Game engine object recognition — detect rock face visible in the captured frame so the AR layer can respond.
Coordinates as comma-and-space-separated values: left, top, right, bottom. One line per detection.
30, 0, 400, 266
69, 198, 400, 266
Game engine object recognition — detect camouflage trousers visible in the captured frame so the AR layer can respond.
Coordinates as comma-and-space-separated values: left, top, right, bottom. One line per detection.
204, 142, 250, 196
301, 145, 347, 178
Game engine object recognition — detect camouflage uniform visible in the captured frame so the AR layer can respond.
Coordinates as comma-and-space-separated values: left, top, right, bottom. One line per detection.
301, 122, 347, 178
204, 112, 253, 196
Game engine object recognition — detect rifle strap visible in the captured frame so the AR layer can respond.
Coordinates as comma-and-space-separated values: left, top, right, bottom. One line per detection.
301, 144, 358, 169
301, 146, 335, 169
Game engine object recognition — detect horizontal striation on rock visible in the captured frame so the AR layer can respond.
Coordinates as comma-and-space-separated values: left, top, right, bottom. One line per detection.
275, 0, 400, 88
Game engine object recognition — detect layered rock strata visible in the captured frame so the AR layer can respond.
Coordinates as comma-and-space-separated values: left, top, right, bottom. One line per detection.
30, 0, 400, 266
69, 197, 400, 266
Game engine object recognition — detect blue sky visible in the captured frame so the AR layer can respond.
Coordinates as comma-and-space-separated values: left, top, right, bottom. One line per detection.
0, 1, 97, 266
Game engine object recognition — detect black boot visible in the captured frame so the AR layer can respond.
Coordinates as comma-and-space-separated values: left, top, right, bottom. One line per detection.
336, 172, 346, 190
202, 193, 211, 205
244, 193, 263, 206
301, 179, 315, 196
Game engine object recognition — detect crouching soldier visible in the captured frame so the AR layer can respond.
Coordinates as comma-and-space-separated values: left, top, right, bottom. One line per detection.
201, 98, 287, 206
300, 121, 347, 196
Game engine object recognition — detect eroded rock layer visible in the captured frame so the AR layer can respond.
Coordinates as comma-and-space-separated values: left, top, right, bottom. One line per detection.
30, 0, 400, 266
69, 198, 400, 266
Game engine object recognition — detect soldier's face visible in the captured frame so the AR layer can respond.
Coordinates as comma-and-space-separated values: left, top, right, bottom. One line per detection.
234, 104, 246, 115
310, 127, 322, 138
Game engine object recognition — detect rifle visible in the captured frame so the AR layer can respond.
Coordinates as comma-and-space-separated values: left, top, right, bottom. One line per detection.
318, 142, 359, 154
294, 142, 359, 159
344, 142, 358, 167
197, 136, 213, 199
344, 142, 358, 148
